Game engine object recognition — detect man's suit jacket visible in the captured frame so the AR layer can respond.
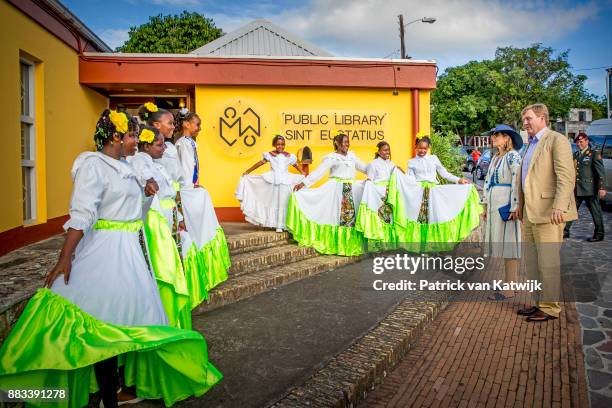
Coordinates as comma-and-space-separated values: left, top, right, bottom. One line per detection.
517, 129, 578, 224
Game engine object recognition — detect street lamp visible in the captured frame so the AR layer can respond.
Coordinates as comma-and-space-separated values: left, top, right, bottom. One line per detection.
398, 15, 436, 59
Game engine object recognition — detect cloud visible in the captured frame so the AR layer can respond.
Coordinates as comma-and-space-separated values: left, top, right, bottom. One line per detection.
98, 28, 130, 50
269, 0, 598, 62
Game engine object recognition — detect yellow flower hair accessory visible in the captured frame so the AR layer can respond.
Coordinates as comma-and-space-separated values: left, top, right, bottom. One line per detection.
144, 102, 158, 113
109, 110, 128, 134
139, 129, 155, 144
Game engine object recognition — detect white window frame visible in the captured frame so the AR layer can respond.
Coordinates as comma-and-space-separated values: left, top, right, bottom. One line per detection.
20, 58, 36, 223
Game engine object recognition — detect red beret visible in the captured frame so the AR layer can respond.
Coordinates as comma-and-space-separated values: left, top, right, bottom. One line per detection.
574, 132, 588, 142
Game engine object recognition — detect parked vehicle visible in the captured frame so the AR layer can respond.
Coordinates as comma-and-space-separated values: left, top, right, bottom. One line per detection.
473, 148, 492, 181
459, 146, 476, 172
586, 119, 612, 205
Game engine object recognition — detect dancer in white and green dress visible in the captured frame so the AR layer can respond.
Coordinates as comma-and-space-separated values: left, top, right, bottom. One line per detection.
387, 136, 482, 251
356, 141, 414, 247
236, 135, 305, 232
174, 109, 231, 307
128, 126, 191, 329
0, 110, 221, 408
288, 133, 368, 256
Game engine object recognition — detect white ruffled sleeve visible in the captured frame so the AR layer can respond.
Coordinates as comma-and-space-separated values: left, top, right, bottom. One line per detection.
288, 154, 297, 165
352, 153, 368, 174
262, 152, 272, 162
366, 161, 378, 180
433, 155, 460, 183
63, 158, 106, 232
129, 155, 154, 187
303, 156, 333, 187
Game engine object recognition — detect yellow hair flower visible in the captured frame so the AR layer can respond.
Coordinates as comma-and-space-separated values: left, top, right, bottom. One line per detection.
109, 110, 128, 134
144, 102, 158, 113
139, 129, 155, 144
415, 131, 429, 139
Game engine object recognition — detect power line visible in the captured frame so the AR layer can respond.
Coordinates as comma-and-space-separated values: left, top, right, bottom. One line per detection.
572, 66, 611, 71
382, 49, 400, 59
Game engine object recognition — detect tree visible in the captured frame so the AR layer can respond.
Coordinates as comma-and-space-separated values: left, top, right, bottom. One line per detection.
432, 44, 607, 135
117, 12, 223, 53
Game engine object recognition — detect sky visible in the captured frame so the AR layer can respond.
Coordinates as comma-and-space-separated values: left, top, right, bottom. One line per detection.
63, 0, 612, 96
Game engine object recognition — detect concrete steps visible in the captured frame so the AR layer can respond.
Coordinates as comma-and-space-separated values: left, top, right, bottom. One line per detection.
195, 254, 361, 314
195, 228, 362, 313
228, 244, 319, 277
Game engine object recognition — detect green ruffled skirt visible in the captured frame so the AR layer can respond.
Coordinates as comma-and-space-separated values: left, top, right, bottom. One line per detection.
286, 193, 365, 256
145, 208, 191, 329
182, 227, 231, 309
0, 289, 222, 408
357, 175, 483, 252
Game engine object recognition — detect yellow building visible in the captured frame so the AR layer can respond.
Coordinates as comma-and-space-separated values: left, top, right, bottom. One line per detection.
0, 0, 109, 254
82, 20, 436, 220
1, 9, 436, 253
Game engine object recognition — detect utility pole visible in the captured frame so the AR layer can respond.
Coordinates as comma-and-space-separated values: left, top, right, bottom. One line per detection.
607, 68, 611, 118
398, 14, 406, 59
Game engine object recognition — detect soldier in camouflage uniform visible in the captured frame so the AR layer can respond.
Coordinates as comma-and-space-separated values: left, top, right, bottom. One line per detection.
563, 132, 606, 242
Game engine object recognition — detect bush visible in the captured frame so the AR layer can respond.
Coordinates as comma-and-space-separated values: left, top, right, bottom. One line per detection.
429, 131, 465, 182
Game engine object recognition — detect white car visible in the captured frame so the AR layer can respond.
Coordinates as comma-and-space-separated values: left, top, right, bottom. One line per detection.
586, 118, 612, 205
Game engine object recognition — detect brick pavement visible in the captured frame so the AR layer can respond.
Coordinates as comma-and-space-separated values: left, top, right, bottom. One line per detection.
364, 258, 590, 408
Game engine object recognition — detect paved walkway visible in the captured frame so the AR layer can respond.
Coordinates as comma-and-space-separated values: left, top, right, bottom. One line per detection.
365, 204, 612, 408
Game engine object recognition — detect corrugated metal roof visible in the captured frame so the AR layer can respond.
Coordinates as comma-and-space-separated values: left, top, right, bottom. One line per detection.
190, 19, 333, 57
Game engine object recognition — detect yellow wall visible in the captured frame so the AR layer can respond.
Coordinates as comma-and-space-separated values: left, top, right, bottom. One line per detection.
196, 85, 430, 207
0, 1, 108, 232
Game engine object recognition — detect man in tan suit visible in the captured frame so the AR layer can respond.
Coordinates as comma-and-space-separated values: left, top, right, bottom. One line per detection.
517, 103, 577, 321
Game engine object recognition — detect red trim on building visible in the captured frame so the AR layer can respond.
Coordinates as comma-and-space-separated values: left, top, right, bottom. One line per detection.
6, 0, 104, 53
215, 207, 246, 223
80, 56, 437, 90
0, 215, 68, 256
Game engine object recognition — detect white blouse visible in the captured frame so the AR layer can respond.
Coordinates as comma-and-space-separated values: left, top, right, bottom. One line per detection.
366, 157, 398, 182
303, 151, 367, 187
261, 151, 298, 185
175, 136, 198, 189
407, 155, 460, 184
128, 152, 176, 201
64, 152, 142, 232
156, 142, 184, 188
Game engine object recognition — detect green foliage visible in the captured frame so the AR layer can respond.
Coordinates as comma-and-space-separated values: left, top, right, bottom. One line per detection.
117, 11, 223, 53
432, 44, 607, 134
429, 131, 465, 182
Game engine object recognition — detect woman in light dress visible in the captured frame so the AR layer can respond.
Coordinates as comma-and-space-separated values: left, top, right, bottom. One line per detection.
482, 125, 523, 300
128, 126, 191, 329
236, 135, 305, 232
0, 110, 221, 408
289, 133, 368, 256
173, 108, 231, 306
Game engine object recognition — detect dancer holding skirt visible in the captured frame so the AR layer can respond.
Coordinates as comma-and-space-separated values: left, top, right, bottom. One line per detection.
356, 141, 414, 246
288, 133, 367, 256
387, 136, 482, 251
236, 135, 305, 232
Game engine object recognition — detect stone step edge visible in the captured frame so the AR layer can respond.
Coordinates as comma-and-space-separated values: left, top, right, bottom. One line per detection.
194, 255, 364, 314
227, 232, 293, 255
228, 245, 320, 277
270, 294, 450, 408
